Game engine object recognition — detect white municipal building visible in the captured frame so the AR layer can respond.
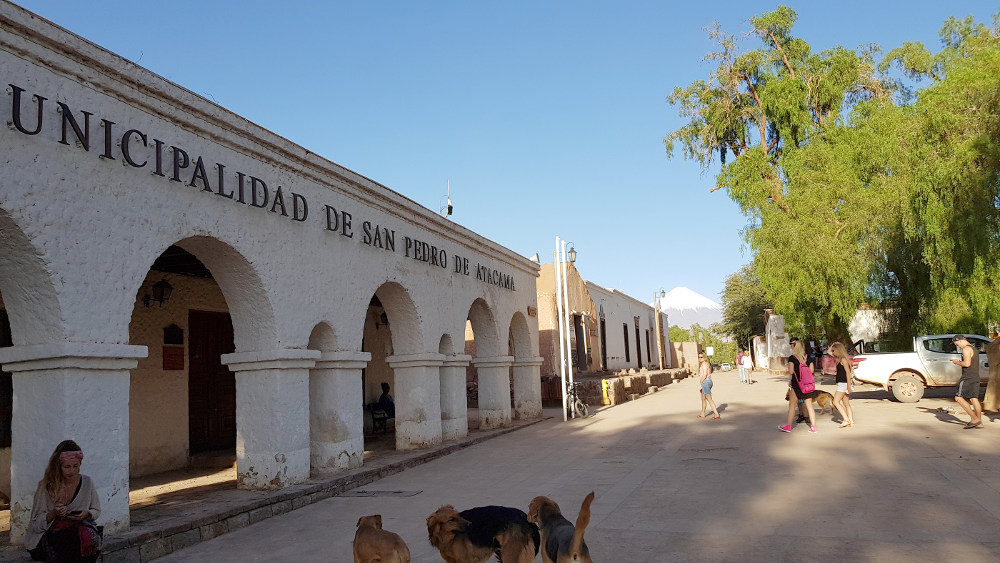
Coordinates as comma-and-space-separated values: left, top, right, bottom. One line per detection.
0, 1, 542, 544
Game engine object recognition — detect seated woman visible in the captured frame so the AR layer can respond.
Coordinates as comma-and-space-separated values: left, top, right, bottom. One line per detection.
26, 440, 102, 562
378, 382, 396, 418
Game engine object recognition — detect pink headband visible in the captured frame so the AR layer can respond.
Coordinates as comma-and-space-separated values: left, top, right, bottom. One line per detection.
59, 451, 83, 463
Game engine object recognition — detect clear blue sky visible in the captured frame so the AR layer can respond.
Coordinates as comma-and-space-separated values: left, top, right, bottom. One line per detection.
12, 1, 996, 303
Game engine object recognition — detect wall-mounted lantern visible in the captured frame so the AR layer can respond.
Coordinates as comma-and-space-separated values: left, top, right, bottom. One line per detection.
143, 279, 174, 307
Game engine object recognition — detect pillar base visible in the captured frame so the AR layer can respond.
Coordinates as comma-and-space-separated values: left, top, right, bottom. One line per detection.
223, 349, 318, 490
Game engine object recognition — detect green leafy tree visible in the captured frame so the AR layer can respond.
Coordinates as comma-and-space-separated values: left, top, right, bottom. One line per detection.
668, 325, 693, 344
719, 265, 773, 346
667, 7, 1000, 339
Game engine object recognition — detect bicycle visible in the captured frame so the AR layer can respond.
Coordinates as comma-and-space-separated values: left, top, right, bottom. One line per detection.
566, 380, 590, 419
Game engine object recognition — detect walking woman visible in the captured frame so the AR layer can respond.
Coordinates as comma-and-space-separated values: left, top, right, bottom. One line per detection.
779, 340, 817, 433
27, 440, 102, 562
697, 352, 721, 420
829, 342, 856, 427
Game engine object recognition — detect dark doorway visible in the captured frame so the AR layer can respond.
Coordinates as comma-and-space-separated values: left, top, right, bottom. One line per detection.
188, 310, 236, 453
573, 315, 586, 370
634, 319, 641, 369
623, 324, 630, 363
599, 318, 607, 370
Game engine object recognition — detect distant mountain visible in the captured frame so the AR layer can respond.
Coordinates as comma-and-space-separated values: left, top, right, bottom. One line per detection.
657, 287, 722, 329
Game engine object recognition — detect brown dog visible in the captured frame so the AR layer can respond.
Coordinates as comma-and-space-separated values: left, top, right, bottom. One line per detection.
354, 514, 410, 563
785, 388, 835, 416
426, 504, 538, 563
527, 492, 595, 563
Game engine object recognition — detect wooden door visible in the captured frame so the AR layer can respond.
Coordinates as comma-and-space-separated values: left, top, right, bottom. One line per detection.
599, 318, 607, 370
188, 310, 236, 453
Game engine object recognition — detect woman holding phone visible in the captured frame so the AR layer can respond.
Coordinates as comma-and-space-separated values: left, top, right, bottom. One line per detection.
26, 440, 101, 562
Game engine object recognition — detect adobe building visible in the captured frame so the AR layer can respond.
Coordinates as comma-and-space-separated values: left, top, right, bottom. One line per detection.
0, 1, 542, 544
536, 261, 669, 387
585, 282, 669, 373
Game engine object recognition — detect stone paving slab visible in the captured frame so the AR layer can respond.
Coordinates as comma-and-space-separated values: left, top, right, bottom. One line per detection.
147, 370, 999, 562
0, 415, 546, 562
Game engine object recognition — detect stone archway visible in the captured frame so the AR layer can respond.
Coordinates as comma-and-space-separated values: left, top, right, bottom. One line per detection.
509, 311, 543, 420
308, 322, 367, 471
466, 298, 512, 429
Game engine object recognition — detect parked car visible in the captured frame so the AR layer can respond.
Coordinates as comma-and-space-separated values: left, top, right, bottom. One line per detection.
720, 362, 733, 371
851, 334, 992, 402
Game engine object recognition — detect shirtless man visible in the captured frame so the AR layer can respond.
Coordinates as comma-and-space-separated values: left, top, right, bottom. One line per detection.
950, 334, 983, 429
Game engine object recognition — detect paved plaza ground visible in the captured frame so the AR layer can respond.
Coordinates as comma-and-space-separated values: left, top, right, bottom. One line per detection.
142, 369, 1000, 562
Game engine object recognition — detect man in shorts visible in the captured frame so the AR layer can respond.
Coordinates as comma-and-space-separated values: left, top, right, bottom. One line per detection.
951, 334, 983, 429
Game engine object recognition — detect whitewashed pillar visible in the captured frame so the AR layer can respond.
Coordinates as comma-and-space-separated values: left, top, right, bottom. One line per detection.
473, 355, 514, 429
309, 351, 370, 471
0, 343, 146, 544
222, 349, 319, 489
385, 353, 443, 450
512, 356, 544, 420
440, 354, 471, 440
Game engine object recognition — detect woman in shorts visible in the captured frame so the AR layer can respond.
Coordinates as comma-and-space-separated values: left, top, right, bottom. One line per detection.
829, 342, 855, 427
779, 340, 817, 433
697, 353, 720, 420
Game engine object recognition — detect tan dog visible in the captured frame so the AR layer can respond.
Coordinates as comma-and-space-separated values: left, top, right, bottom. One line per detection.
785, 388, 835, 416
354, 514, 410, 563
426, 504, 538, 563
527, 492, 595, 563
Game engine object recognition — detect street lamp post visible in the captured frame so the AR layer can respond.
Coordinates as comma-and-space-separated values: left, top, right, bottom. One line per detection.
653, 288, 666, 369
554, 237, 577, 420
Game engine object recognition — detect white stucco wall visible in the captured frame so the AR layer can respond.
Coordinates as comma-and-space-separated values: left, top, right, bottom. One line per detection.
585, 283, 658, 371
0, 1, 542, 542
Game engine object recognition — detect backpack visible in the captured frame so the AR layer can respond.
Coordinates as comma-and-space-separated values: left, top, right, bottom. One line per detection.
797, 362, 815, 394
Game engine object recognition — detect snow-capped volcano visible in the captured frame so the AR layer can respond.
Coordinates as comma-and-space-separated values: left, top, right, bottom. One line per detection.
657, 287, 722, 329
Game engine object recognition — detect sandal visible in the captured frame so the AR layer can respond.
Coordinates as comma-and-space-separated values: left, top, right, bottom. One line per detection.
697, 414, 705, 418
711, 415, 721, 420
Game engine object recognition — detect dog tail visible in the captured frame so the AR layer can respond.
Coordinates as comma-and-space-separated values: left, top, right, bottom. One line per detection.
569, 491, 595, 558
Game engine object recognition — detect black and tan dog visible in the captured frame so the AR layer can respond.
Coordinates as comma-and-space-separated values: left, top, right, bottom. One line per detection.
353, 514, 410, 563
527, 492, 595, 563
785, 388, 835, 416
426, 504, 539, 563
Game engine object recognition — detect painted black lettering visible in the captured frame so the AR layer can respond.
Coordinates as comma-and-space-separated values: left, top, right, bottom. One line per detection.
325, 205, 340, 232
249, 176, 268, 208
9, 85, 45, 135
188, 156, 212, 191
100, 119, 115, 159
170, 146, 189, 181
384, 229, 395, 252
152, 139, 165, 176
341, 210, 353, 237
270, 186, 287, 216
438, 249, 447, 268
121, 129, 148, 168
216, 163, 233, 198
57, 102, 92, 150
236, 172, 247, 203
362, 221, 373, 245
291, 192, 307, 221
405, 237, 414, 258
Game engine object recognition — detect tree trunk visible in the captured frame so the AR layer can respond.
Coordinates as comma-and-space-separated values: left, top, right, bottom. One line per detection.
983, 338, 1000, 413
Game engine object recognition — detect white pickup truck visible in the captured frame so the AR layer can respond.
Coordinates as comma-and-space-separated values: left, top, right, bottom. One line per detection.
851, 334, 992, 402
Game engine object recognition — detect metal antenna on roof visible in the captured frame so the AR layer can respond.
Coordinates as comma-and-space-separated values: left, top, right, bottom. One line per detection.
440, 181, 454, 218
